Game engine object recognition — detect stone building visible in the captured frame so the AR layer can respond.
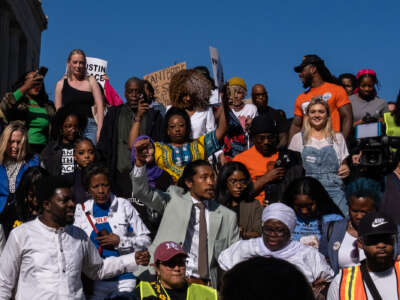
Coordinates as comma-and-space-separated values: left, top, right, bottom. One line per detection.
0, 0, 47, 97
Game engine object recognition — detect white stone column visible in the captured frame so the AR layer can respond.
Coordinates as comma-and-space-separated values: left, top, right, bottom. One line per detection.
0, 10, 10, 96
8, 26, 21, 88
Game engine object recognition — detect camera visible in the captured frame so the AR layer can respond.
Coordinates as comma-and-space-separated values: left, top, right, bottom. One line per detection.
353, 119, 400, 175
274, 149, 299, 170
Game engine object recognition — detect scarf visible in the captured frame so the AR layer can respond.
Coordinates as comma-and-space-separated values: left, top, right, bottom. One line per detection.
131, 135, 163, 188
257, 236, 302, 260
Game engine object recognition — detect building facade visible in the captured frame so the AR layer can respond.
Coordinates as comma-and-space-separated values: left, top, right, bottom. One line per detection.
0, 0, 47, 97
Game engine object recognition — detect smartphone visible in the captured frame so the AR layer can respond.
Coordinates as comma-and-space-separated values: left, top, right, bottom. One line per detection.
98, 229, 109, 237
139, 93, 150, 104
38, 66, 48, 77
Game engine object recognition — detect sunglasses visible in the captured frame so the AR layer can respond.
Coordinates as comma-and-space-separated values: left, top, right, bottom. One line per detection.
160, 257, 187, 268
362, 234, 395, 246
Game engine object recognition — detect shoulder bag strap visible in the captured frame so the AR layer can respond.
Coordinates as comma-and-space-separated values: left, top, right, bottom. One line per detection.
80, 203, 102, 255
360, 260, 383, 300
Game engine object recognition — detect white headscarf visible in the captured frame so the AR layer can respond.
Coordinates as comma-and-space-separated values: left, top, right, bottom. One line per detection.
262, 203, 296, 234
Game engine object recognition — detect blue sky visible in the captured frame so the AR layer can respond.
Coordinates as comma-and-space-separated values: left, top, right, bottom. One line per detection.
40, 0, 399, 116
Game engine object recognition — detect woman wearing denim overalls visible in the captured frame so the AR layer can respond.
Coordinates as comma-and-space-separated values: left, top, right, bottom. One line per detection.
289, 98, 350, 215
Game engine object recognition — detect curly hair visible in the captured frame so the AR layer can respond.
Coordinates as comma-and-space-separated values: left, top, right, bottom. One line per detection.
169, 69, 211, 110
345, 177, 382, 208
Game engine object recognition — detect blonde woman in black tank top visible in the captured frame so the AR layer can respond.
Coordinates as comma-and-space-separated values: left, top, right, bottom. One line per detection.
54, 49, 104, 145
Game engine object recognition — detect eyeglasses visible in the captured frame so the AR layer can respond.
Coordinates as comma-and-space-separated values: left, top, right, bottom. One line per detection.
262, 226, 287, 237
160, 258, 187, 268
227, 178, 248, 186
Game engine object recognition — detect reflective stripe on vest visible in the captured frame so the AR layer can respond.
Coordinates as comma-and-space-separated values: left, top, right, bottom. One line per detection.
139, 281, 218, 300
339, 261, 400, 300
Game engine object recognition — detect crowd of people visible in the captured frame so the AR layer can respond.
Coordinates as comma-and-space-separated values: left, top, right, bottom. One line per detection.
0, 49, 400, 299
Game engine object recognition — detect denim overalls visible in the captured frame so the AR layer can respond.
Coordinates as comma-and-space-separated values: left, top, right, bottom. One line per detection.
301, 134, 348, 215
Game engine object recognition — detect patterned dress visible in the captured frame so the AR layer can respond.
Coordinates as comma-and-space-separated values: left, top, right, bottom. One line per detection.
154, 130, 221, 182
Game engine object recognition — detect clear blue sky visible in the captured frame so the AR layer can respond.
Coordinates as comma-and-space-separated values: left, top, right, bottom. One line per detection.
40, 0, 399, 116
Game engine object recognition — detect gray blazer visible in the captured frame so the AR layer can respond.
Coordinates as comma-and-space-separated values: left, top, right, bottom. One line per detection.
131, 173, 240, 288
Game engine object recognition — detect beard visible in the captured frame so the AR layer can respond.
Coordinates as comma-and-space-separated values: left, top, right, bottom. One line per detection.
53, 212, 75, 227
302, 74, 313, 89
365, 249, 394, 272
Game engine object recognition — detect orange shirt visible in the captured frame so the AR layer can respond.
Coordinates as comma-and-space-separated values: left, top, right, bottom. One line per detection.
294, 82, 350, 131
233, 146, 279, 205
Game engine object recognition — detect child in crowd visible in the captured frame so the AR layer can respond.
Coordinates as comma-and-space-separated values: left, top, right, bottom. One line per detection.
72, 137, 96, 204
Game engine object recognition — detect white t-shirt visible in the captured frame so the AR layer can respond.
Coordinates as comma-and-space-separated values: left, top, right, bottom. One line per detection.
231, 103, 258, 119
231, 103, 258, 130
288, 132, 349, 163
328, 267, 398, 300
338, 231, 366, 268
166, 106, 216, 139
61, 147, 74, 175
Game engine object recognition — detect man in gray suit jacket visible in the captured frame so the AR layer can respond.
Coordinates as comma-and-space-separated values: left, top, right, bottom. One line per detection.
131, 157, 239, 288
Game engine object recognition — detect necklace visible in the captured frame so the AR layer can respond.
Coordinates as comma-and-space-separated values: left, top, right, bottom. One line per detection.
5, 160, 23, 193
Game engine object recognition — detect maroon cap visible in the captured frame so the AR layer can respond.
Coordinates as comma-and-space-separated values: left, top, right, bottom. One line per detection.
154, 241, 187, 263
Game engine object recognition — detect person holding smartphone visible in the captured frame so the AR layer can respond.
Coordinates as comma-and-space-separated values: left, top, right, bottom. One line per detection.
0, 67, 55, 154
97, 77, 164, 199
74, 162, 151, 299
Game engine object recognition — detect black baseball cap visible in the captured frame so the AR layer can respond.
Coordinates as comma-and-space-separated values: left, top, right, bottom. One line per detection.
357, 212, 397, 238
249, 115, 279, 136
294, 55, 325, 73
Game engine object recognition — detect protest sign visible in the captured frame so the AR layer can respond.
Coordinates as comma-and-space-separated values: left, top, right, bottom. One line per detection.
209, 46, 224, 89
144, 62, 186, 106
86, 57, 108, 87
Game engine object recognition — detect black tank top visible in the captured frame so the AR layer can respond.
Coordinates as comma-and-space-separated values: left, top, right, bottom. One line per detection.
61, 78, 95, 118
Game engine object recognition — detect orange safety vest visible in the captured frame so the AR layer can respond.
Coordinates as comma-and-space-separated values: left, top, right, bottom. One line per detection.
339, 261, 400, 300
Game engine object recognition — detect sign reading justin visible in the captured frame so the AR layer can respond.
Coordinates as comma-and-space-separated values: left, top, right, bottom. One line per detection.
86, 57, 108, 88
209, 46, 224, 89
144, 62, 186, 106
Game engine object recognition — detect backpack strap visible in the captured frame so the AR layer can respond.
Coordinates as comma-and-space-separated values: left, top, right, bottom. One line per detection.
360, 260, 383, 300
326, 221, 335, 242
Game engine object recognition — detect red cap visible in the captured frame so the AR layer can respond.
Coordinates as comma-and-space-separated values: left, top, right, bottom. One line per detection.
356, 69, 377, 79
154, 241, 187, 263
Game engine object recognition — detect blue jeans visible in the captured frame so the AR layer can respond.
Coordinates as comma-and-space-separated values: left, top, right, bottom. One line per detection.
84, 117, 97, 146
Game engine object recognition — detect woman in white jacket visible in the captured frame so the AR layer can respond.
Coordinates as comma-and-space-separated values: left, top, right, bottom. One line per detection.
74, 163, 151, 299
218, 203, 334, 298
